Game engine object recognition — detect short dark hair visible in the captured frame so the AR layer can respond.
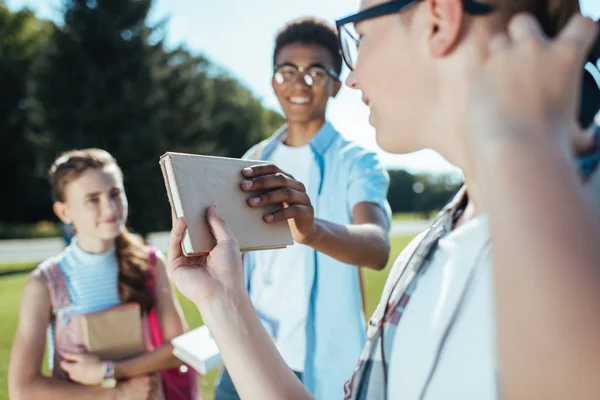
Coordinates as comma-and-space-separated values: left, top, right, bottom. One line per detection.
273, 17, 343, 76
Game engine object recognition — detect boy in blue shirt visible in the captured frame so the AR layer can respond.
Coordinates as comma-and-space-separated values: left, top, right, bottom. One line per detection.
214, 17, 392, 400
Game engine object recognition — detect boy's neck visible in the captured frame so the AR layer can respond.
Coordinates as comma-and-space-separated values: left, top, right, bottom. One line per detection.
284, 118, 326, 147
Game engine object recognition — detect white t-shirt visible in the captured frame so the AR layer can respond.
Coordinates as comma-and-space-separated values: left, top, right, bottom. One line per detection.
388, 214, 498, 399
249, 142, 314, 372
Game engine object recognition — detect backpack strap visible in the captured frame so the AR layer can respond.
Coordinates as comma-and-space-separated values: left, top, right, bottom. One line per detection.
38, 258, 71, 315
145, 245, 158, 296
144, 245, 167, 350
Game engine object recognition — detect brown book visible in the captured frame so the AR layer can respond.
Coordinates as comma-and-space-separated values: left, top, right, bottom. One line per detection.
159, 152, 294, 256
81, 303, 145, 361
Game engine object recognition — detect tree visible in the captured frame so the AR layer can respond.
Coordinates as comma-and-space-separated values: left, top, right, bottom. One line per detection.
156, 49, 212, 149
387, 169, 417, 213
0, 3, 53, 223
412, 173, 461, 218
208, 72, 285, 158
30, 0, 170, 236
28, 0, 285, 235
386, 169, 461, 217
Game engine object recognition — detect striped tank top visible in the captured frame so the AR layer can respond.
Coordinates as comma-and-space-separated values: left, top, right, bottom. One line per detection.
47, 237, 121, 367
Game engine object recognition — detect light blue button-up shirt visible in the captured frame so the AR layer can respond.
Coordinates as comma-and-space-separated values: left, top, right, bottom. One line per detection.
242, 121, 392, 399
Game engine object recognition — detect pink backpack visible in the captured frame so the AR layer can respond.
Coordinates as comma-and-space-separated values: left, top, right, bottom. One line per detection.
40, 258, 87, 381
145, 246, 199, 400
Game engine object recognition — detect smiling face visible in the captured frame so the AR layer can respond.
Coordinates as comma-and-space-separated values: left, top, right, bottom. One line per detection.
54, 165, 128, 244
344, 0, 444, 155
272, 43, 342, 124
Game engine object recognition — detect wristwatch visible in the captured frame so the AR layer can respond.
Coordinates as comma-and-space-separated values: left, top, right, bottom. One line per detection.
100, 361, 117, 389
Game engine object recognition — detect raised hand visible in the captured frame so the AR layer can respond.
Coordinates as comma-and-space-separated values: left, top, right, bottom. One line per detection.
467, 13, 598, 151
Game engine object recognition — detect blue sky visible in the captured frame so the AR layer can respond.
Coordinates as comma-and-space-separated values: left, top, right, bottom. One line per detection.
7, 0, 600, 174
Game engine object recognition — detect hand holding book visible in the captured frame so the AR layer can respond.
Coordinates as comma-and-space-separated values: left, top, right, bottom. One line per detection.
167, 205, 245, 309
241, 164, 318, 244
59, 350, 155, 399
159, 153, 293, 256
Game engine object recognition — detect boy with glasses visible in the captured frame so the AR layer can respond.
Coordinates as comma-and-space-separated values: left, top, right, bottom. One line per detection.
213, 17, 392, 400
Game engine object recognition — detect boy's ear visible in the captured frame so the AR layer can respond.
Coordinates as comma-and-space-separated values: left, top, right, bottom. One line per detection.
330, 79, 342, 98
53, 201, 71, 225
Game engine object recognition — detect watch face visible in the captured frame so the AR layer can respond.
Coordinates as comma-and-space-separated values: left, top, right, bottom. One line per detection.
101, 378, 117, 389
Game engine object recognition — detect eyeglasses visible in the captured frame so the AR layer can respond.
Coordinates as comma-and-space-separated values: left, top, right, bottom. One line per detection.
273, 62, 340, 87
335, 0, 495, 71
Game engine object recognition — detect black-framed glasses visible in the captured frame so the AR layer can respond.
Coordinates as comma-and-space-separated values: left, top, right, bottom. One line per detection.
273, 62, 340, 87
335, 0, 495, 70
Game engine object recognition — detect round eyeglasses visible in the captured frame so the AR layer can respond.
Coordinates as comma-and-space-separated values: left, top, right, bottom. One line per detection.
273, 63, 340, 87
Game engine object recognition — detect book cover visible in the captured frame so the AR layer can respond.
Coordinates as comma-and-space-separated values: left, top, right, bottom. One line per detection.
81, 303, 144, 361
159, 152, 294, 256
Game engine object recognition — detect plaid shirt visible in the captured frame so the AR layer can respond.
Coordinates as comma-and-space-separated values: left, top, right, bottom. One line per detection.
343, 186, 468, 400
343, 125, 600, 400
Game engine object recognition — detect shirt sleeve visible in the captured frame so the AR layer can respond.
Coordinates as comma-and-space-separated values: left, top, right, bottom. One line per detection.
347, 150, 392, 228
242, 138, 271, 161
241, 144, 259, 160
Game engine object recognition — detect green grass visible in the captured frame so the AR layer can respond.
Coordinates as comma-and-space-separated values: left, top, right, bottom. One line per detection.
0, 235, 414, 400
362, 235, 413, 316
0, 261, 37, 275
392, 211, 432, 222
0, 274, 32, 393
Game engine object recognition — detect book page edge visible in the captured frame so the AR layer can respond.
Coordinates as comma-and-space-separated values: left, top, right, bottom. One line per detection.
161, 154, 194, 255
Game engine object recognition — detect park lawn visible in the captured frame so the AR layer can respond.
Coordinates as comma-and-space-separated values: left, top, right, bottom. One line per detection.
0, 234, 414, 400
392, 211, 426, 221
0, 261, 37, 275
392, 211, 439, 222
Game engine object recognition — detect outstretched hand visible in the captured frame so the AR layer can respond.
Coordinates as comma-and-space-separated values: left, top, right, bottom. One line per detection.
166, 205, 244, 310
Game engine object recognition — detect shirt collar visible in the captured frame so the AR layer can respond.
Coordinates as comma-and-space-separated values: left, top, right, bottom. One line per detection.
262, 121, 338, 159
69, 237, 116, 265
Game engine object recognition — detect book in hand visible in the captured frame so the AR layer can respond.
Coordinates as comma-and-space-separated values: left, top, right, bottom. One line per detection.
171, 325, 222, 375
81, 302, 144, 361
159, 152, 294, 256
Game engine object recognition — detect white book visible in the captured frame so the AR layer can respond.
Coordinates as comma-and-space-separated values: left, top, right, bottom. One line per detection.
171, 325, 222, 375
159, 152, 293, 256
